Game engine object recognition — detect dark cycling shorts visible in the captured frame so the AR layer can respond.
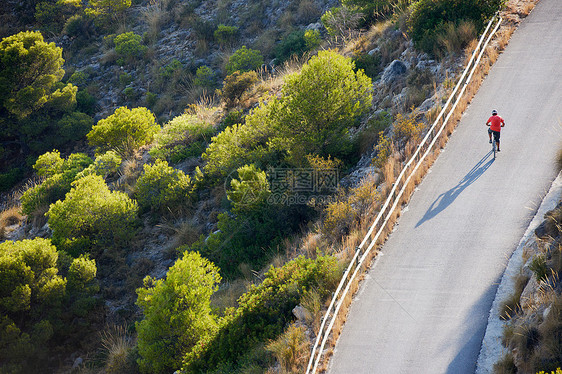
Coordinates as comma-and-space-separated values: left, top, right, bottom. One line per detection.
488, 128, 500, 142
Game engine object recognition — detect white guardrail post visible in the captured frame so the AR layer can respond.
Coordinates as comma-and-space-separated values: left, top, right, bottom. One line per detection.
306, 14, 503, 374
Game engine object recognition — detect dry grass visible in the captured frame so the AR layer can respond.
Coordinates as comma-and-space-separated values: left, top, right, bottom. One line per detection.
0, 206, 23, 239
267, 323, 310, 374
100, 325, 136, 374
500, 272, 530, 320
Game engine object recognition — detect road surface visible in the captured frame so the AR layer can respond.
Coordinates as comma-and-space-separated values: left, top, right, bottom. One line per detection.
328, 1, 562, 373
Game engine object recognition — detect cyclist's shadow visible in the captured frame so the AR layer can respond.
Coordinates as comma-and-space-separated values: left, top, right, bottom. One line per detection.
415, 151, 495, 228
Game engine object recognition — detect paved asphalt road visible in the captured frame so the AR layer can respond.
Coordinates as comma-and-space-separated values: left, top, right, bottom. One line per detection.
328, 1, 562, 373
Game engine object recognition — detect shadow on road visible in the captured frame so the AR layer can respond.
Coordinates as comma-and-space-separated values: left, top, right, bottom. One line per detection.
416, 152, 495, 228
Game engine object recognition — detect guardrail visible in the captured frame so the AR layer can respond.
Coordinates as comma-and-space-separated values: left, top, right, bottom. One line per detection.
306, 14, 503, 374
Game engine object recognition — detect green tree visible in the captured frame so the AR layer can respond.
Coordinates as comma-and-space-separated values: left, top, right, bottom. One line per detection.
0, 31, 64, 119
225, 46, 264, 75
135, 159, 192, 214
87, 106, 159, 155
47, 174, 138, 256
270, 50, 372, 164
136, 251, 221, 374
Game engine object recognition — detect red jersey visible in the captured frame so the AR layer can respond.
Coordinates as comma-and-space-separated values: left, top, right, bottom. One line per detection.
487, 115, 505, 132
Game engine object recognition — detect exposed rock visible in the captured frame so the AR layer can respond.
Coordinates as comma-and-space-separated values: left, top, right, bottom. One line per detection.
381, 60, 408, 85
72, 357, 83, 369
293, 305, 310, 322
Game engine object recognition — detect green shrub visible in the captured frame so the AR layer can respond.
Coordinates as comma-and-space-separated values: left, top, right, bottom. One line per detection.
304, 29, 321, 50
21, 151, 93, 215
0, 238, 98, 373
75, 150, 122, 179
193, 65, 216, 88
225, 46, 264, 75
202, 104, 276, 179
47, 174, 138, 256
0, 168, 24, 192
136, 251, 220, 373
274, 31, 308, 63
220, 70, 258, 108
63, 14, 90, 37
55, 111, 94, 144
76, 90, 96, 115
353, 52, 382, 79
114, 32, 147, 64
68, 71, 89, 87
145, 91, 157, 108
119, 72, 133, 86
87, 106, 159, 155
190, 164, 305, 278
182, 255, 342, 372
135, 159, 192, 214
529, 255, 548, 282
149, 113, 215, 162
408, 0, 503, 56
159, 59, 183, 80
373, 131, 392, 168
205, 51, 371, 178
214, 24, 239, 46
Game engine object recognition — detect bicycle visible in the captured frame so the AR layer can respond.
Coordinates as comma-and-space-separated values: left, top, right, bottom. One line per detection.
491, 132, 497, 159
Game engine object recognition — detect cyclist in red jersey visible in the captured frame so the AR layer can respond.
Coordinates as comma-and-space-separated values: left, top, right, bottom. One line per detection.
486, 109, 505, 151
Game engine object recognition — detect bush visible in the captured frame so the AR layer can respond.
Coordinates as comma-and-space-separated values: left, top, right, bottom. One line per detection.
75, 150, 122, 179
47, 174, 138, 256
136, 251, 221, 374
214, 24, 239, 46
220, 70, 258, 108
408, 0, 503, 55
135, 159, 192, 214
225, 46, 264, 75
353, 52, 382, 79
393, 112, 424, 147
76, 90, 96, 115
149, 113, 215, 162
274, 31, 309, 63
114, 32, 147, 64
372, 131, 392, 168
68, 71, 88, 87
21, 151, 93, 215
202, 104, 276, 179
0, 238, 98, 373
193, 65, 216, 88
182, 255, 342, 372
87, 106, 159, 155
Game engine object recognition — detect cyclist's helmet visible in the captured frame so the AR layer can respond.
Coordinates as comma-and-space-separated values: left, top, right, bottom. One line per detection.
492, 109, 498, 115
